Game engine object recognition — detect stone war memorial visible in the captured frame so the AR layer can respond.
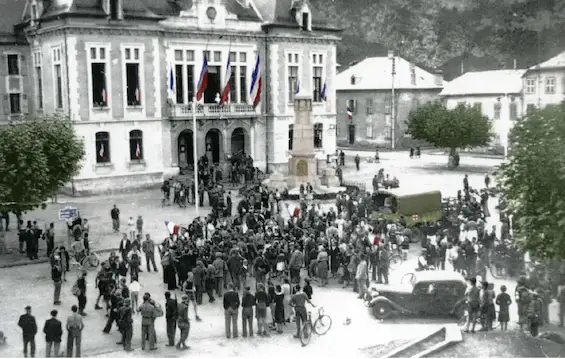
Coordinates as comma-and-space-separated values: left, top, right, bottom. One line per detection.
265, 92, 344, 198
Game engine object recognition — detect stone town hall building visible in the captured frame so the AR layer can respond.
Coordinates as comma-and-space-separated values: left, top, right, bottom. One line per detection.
0, 0, 340, 194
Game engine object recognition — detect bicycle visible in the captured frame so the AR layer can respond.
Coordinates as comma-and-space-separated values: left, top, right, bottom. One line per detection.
458, 309, 500, 330
300, 307, 333, 346
388, 253, 403, 271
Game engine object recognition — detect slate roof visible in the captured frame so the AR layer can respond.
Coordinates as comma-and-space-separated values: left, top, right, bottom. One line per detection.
335, 56, 443, 91
440, 70, 525, 96
0, 0, 27, 41
254, 0, 340, 31
526, 50, 565, 72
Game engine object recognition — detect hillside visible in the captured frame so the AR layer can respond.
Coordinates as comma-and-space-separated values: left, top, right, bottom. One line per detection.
313, 0, 565, 72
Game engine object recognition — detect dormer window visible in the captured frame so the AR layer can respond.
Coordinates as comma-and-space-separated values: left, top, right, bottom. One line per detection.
109, 0, 122, 20
350, 75, 356, 85
302, 12, 311, 31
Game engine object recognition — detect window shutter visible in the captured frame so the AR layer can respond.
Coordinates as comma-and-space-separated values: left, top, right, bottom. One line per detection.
21, 94, 29, 114
0, 54, 6, 77
20, 55, 27, 76
2, 94, 9, 115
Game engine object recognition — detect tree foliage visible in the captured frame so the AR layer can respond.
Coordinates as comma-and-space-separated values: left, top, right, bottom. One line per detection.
406, 102, 493, 150
497, 102, 565, 260
316, 0, 565, 69
0, 116, 85, 213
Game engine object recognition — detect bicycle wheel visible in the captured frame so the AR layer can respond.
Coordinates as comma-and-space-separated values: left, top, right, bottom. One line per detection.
300, 322, 312, 346
313, 315, 332, 335
388, 254, 402, 271
457, 314, 468, 327
489, 262, 508, 279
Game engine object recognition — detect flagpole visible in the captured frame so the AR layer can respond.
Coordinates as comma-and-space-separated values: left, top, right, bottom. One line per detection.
192, 96, 199, 215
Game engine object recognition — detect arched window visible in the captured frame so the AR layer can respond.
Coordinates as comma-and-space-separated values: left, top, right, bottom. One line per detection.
95, 131, 110, 163
314, 123, 323, 148
288, 124, 294, 150
129, 130, 143, 160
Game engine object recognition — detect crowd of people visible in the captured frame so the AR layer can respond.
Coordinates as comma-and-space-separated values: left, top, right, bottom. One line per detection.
9, 152, 565, 357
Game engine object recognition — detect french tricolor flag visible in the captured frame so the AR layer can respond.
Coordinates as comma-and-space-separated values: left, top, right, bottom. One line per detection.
249, 55, 262, 107
220, 57, 231, 105
165, 220, 179, 235
347, 106, 353, 119
196, 55, 208, 104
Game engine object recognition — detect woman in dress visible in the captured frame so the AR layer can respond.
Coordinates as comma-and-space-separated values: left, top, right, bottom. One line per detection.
282, 278, 292, 322
274, 285, 285, 333
496, 285, 512, 331
316, 246, 329, 286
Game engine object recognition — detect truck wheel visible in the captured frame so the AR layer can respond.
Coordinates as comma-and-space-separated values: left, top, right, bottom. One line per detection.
372, 302, 393, 320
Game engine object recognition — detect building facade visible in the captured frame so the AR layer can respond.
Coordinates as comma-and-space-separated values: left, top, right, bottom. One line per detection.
440, 70, 524, 153
335, 56, 443, 148
1, 0, 340, 194
522, 51, 565, 112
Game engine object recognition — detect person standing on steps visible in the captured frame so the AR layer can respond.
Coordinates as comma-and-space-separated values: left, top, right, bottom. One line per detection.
43, 310, 63, 358
18, 305, 37, 358
110, 205, 120, 233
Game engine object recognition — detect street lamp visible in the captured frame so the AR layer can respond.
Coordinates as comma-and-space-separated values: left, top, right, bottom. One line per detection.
388, 50, 396, 150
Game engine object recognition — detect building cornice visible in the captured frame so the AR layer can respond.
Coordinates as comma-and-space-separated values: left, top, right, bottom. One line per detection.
25, 24, 338, 45
523, 66, 565, 76
440, 92, 523, 98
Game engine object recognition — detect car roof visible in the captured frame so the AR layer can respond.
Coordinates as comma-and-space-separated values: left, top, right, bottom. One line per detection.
377, 188, 442, 198
414, 270, 467, 284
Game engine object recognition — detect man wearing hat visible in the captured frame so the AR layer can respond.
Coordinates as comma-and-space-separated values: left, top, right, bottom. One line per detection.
18, 305, 37, 357
138, 293, 163, 350
177, 294, 190, 350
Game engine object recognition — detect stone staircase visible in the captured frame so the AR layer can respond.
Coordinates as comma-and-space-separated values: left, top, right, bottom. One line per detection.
380, 324, 462, 358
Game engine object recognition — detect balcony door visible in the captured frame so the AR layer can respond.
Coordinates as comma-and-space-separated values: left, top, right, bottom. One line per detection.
205, 129, 222, 164
204, 66, 221, 104
348, 124, 356, 144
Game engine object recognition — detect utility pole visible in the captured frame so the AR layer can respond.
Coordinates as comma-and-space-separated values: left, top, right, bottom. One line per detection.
389, 51, 396, 150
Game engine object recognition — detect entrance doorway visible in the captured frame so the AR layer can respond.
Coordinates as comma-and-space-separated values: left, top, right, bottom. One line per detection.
348, 124, 356, 144
178, 130, 194, 169
205, 129, 221, 163
204, 66, 221, 104
231, 128, 246, 156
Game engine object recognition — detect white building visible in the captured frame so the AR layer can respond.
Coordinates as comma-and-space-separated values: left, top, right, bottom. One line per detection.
522, 51, 565, 112
440, 70, 525, 153
2, 0, 341, 195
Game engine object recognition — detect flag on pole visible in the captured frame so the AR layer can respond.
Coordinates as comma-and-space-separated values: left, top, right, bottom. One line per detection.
102, 88, 107, 104
135, 142, 141, 159
165, 220, 180, 235
220, 57, 231, 105
249, 55, 262, 107
168, 68, 175, 101
347, 106, 353, 119
135, 87, 141, 103
196, 55, 209, 104
99, 143, 105, 159
321, 80, 327, 101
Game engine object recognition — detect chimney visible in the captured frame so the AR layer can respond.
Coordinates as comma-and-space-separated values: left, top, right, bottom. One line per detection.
434, 70, 443, 86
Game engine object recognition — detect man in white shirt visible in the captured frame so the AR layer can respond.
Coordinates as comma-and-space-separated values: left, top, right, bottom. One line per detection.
355, 254, 369, 299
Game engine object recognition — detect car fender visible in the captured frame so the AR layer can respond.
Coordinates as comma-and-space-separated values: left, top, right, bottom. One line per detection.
369, 296, 414, 314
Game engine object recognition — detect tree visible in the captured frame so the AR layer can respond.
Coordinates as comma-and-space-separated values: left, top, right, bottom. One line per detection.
0, 116, 85, 216
497, 102, 565, 260
406, 102, 493, 168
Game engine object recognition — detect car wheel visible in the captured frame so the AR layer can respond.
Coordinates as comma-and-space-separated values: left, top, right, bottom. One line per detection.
372, 302, 393, 320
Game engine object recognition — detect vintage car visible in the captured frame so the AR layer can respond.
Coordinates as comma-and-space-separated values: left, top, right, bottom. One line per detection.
365, 270, 467, 320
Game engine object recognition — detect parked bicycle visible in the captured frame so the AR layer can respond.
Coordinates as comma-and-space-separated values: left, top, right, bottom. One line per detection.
299, 307, 332, 346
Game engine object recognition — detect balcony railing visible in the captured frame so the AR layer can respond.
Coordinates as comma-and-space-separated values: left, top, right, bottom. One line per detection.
168, 103, 259, 118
